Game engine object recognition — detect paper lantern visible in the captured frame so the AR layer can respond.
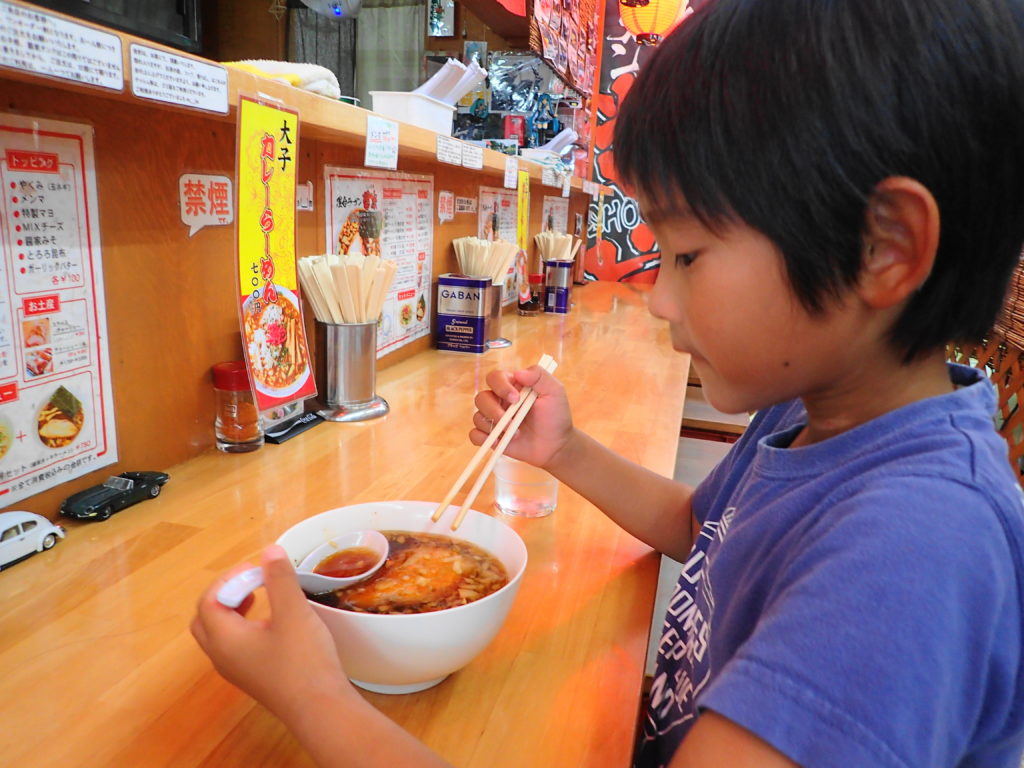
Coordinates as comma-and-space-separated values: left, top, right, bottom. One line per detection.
619, 0, 686, 45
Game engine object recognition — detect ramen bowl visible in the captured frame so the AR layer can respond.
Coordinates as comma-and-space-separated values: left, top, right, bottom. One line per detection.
276, 500, 528, 694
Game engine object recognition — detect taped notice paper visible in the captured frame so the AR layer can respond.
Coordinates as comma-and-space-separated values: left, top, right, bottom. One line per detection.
179, 173, 233, 236
438, 190, 455, 222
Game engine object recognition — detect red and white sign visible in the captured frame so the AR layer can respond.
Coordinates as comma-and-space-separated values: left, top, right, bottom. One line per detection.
0, 114, 117, 504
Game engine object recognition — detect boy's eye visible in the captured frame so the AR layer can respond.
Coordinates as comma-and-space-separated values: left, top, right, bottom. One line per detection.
674, 252, 698, 268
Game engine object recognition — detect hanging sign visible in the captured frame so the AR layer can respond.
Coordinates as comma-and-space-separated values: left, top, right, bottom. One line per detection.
325, 167, 433, 356
504, 155, 519, 189
0, 114, 118, 503
542, 195, 569, 233
461, 143, 484, 170
129, 44, 228, 114
436, 135, 462, 166
0, 2, 123, 91
438, 190, 454, 222
479, 186, 518, 244
516, 171, 531, 251
365, 115, 399, 170
236, 97, 315, 411
179, 173, 233, 236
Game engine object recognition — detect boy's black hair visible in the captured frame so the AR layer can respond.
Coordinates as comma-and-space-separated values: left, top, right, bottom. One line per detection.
614, 0, 1024, 360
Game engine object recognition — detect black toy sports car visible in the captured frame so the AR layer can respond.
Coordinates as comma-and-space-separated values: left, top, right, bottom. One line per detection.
60, 471, 170, 521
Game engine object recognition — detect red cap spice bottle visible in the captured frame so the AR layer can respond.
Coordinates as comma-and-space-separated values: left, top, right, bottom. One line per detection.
211, 361, 264, 453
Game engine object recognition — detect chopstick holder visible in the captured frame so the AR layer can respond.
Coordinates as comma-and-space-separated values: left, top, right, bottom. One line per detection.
431, 354, 558, 530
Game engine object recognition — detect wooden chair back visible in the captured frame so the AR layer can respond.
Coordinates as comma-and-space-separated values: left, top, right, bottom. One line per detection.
948, 333, 1024, 489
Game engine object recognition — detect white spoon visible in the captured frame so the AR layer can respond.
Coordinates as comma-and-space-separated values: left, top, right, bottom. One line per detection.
216, 530, 389, 608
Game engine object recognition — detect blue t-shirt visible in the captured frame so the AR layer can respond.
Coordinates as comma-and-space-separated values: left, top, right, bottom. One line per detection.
636, 364, 1024, 768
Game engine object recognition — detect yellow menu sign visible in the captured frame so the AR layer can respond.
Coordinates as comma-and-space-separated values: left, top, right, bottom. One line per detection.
236, 96, 315, 409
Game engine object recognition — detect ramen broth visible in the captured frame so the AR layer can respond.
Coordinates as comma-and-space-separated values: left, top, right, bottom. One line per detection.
308, 531, 508, 614
313, 546, 381, 578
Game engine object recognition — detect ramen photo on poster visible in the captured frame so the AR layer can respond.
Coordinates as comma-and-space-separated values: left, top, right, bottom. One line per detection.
243, 286, 310, 397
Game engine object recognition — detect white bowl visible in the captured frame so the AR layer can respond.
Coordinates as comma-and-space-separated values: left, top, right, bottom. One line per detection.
276, 500, 528, 694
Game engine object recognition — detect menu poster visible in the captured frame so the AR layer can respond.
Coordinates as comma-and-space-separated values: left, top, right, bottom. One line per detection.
479, 186, 519, 305
542, 195, 569, 233
236, 97, 316, 411
325, 167, 433, 357
0, 114, 117, 504
478, 186, 518, 243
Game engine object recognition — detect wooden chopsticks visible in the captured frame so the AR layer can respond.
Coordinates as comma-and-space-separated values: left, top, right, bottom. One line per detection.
432, 354, 558, 530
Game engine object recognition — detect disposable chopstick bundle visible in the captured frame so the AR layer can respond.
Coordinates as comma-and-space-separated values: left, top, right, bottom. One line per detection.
298, 254, 397, 323
534, 231, 578, 263
452, 237, 517, 283
431, 354, 559, 530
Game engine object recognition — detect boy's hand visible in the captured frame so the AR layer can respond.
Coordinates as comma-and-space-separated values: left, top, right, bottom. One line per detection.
471, 364, 575, 471
191, 545, 356, 726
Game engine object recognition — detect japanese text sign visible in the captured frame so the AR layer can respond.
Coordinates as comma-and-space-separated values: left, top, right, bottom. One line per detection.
179, 173, 233, 236
236, 97, 315, 410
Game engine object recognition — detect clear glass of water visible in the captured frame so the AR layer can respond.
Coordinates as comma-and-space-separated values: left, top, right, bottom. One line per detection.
493, 455, 558, 518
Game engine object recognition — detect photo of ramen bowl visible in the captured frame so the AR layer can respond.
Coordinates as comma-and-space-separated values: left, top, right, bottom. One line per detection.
276, 501, 528, 694
37, 385, 84, 449
399, 302, 413, 328
243, 286, 309, 398
0, 414, 13, 463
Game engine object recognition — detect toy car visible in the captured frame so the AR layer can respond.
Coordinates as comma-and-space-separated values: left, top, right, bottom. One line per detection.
0, 511, 65, 570
60, 471, 170, 521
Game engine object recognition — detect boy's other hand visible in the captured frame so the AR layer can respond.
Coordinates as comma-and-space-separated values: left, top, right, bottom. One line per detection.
471, 363, 575, 471
191, 545, 355, 726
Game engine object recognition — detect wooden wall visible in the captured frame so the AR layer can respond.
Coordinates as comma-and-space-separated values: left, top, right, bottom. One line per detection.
1, 77, 588, 520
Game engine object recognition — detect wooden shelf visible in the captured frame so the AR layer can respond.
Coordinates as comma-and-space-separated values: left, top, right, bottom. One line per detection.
1, 0, 605, 193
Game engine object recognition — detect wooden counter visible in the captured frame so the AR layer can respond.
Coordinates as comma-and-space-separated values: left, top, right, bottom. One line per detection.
0, 0, 603, 516
0, 282, 688, 768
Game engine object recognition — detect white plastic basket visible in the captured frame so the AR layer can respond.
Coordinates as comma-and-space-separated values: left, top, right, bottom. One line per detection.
369, 91, 455, 136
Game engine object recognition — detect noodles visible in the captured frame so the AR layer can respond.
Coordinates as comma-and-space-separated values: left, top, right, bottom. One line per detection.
244, 293, 308, 391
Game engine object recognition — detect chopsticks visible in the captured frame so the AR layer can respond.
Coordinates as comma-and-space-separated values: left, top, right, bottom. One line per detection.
297, 254, 397, 323
534, 231, 580, 263
452, 237, 517, 284
432, 353, 559, 530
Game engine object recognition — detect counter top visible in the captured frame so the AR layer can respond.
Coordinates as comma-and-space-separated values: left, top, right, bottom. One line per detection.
0, 282, 689, 768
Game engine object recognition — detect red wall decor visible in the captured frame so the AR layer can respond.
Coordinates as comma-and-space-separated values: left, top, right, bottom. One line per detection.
583, 0, 704, 282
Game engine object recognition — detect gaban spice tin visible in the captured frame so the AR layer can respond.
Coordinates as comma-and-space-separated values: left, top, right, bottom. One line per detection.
544, 260, 573, 314
436, 274, 491, 353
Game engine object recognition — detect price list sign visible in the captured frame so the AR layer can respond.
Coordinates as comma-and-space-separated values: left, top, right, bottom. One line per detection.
325, 167, 434, 357
236, 97, 316, 410
0, 114, 118, 504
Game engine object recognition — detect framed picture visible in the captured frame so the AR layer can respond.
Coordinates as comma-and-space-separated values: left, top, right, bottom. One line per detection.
428, 0, 456, 37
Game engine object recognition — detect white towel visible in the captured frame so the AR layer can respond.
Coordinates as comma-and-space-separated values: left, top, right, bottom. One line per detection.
225, 59, 342, 100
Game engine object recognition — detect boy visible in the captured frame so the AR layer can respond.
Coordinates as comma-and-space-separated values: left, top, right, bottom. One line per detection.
192, 0, 1024, 765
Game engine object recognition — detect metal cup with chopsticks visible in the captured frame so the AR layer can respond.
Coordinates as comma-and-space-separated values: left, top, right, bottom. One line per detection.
297, 254, 397, 422
452, 237, 518, 349
534, 232, 581, 314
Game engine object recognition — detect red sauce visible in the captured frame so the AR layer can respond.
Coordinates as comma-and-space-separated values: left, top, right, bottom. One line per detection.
313, 546, 381, 578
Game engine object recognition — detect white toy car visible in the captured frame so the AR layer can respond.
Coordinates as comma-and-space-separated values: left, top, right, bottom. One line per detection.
0, 511, 65, 570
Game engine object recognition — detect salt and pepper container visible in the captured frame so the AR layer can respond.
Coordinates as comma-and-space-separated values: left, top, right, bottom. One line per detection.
211, 361, 264, 453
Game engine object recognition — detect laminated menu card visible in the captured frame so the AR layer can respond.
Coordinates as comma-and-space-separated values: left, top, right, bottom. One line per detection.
0, 114, 118, 504
324, 167, 434, 356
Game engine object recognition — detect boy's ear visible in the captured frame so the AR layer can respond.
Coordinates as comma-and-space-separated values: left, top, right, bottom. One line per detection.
858, 177, 940, 309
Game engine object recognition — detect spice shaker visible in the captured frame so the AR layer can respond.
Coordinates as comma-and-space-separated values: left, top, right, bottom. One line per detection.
211, 361, 264, 453
518, 274, 544, 315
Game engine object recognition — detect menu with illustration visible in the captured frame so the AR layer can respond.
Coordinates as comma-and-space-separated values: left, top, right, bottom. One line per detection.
324, 167, 433, 357
479, 186, 519, 304
0, 114, 117, 504
236, 97, 316, 411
